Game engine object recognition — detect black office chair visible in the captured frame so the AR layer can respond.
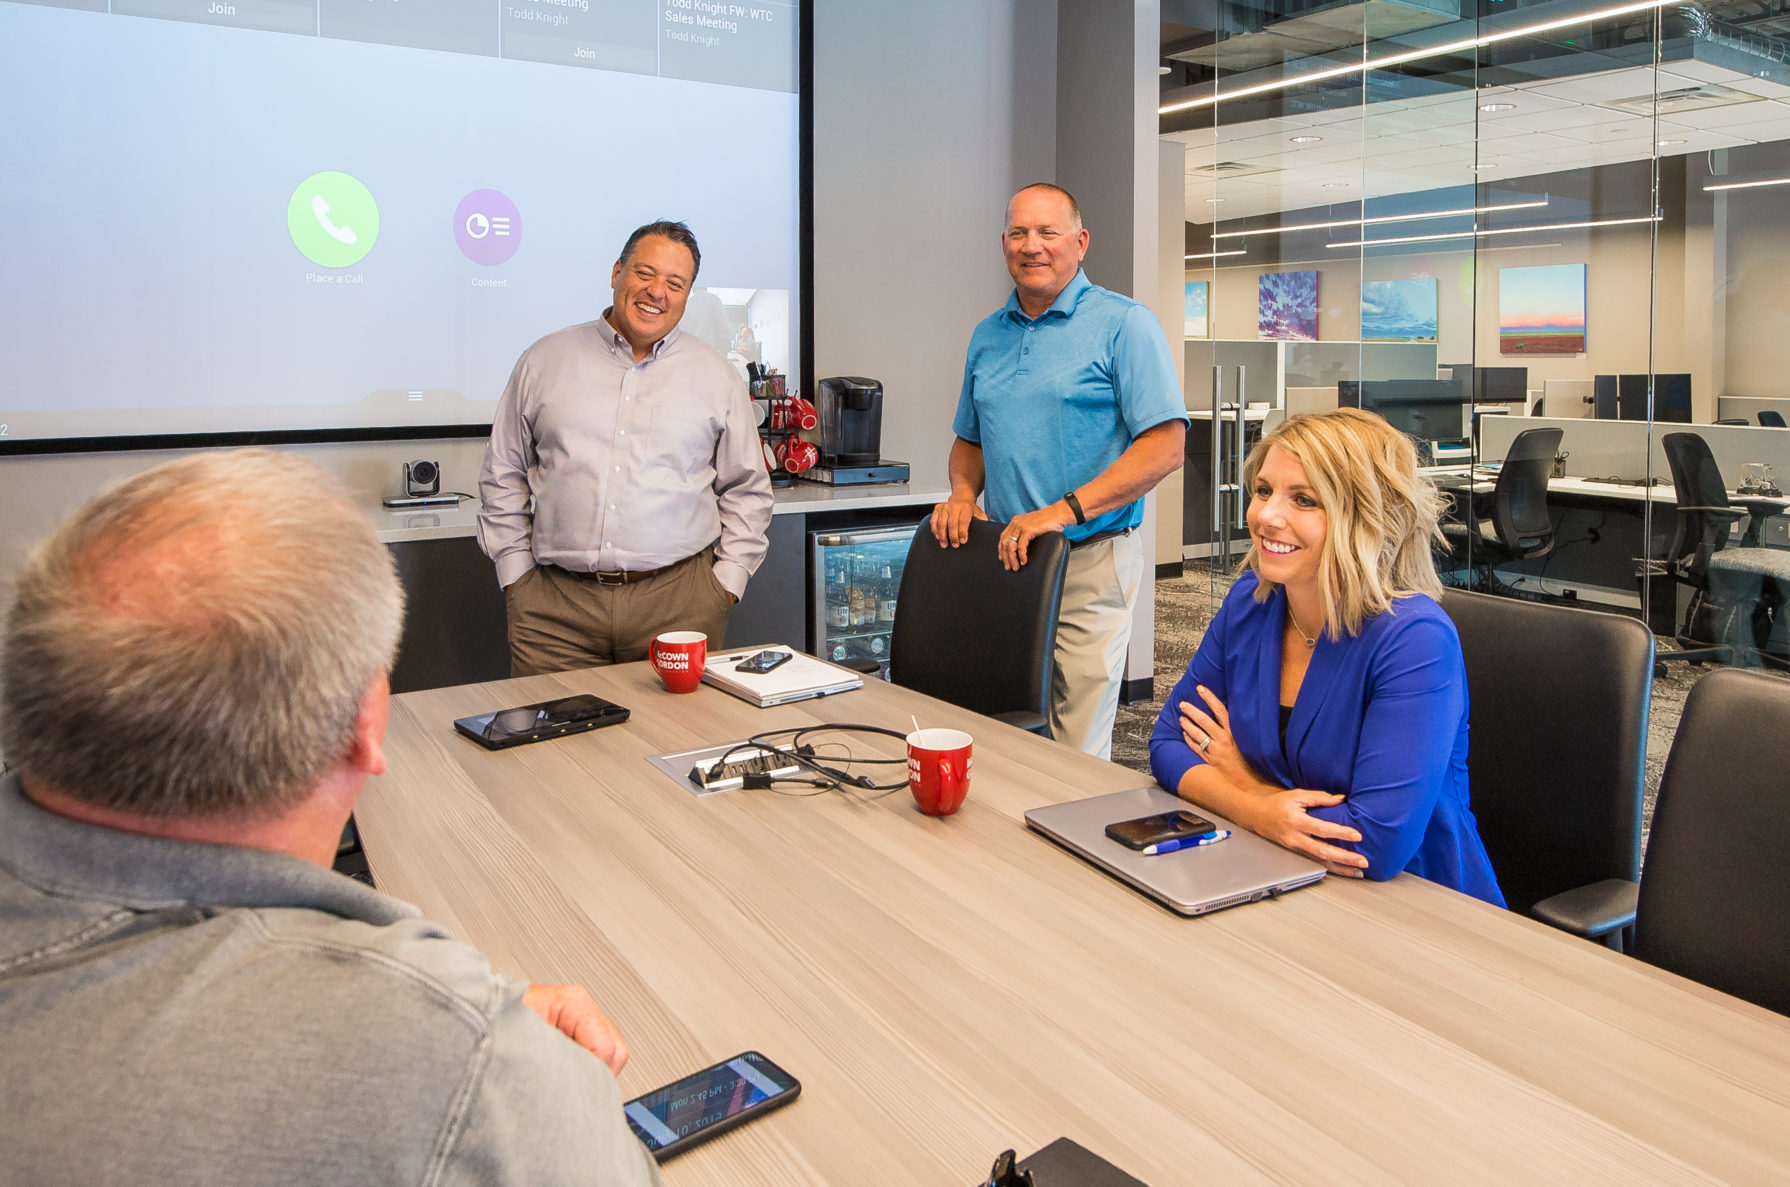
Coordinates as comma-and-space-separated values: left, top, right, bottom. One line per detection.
1440, 426, 1563, 593
871, 519, 1069, 737
1714, 417, 1750, 426
1441, 590, 1653, 928
1651, 432, 1790, 672
1538, 668, 1790, 1017
1759, 410, 1787, 428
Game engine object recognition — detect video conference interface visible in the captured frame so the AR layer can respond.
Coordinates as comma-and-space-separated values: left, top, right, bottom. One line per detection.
0, 0, 799, 444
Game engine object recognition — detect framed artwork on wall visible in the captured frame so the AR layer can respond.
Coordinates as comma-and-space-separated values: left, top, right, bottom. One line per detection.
1184, 280, 1209, 338
1499, 263, 1586, 354
1259, 271, 1318, 340
1360, 278, 1437, 342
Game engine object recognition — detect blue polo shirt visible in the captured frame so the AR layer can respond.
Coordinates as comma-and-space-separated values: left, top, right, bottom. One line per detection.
953, 270, 1187, 542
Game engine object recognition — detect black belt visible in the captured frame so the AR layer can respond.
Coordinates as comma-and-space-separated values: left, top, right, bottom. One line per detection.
1069, 527, 1134, 551
561, 553, 695, 586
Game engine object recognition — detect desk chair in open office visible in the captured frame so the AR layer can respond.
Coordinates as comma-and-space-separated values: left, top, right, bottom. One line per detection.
846, 519, 1068, 737
1442, 590, 1653, 936
1439, 426, 1563, 596
1650, 432, 1790, 675
1535, 667, 1790, 1017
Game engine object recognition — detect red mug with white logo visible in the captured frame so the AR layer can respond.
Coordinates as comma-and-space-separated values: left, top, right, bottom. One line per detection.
906, 728, 972, 816
649, 631, 707, 694
790, 397, 819, 431
778, 437, 818, 474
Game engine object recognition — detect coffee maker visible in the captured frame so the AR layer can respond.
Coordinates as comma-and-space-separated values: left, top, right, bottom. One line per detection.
807, 376, 909, 485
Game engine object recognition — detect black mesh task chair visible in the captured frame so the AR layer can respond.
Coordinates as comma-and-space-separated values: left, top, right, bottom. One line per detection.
1440, 426, 1563, 593
1441, 590, 1653, 929
1760, 410, 1787, 428
1538, 668, 1790, 1017
1651, 432, 1790, 672
870, 519, 1069, 737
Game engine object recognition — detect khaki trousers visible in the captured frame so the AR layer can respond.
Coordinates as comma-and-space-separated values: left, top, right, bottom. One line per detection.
504, 549, 733, 677
1050, 531, 1146, 759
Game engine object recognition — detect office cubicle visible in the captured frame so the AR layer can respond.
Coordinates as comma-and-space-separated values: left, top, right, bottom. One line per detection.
1166, 0, 1790, 647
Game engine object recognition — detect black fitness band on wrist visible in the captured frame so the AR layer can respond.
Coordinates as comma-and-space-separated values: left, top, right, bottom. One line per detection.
1063, 490, 1087, 525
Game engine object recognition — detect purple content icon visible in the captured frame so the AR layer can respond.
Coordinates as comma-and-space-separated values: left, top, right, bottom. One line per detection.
454, 189, 522, 266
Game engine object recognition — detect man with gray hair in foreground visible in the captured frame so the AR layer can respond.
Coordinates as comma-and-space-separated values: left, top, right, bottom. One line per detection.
0, 450, 660, 1185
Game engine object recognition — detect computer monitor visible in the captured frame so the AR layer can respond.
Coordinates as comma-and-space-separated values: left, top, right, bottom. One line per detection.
1355, 379, 1471, 441
1437, 365, 1527, 404
1474, 367, 1528, 404
1612, 373, 1693, 423
1594, 374, 1619, 419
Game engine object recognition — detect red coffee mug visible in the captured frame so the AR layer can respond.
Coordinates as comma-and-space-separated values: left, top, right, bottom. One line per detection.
781, 438, 818, 474
906, 728, 972, 816
649, 631, 707, 694
790, 397, 819, 431
769, 398, 792, 431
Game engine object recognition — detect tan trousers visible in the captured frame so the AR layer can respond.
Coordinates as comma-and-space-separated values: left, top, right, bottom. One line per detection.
504, 550, 733, 676
1051, 531, 1146, 759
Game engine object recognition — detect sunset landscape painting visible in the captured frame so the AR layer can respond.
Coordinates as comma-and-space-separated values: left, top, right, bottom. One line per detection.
1259, 271, 1318, 340
1499, 264, 1586, 354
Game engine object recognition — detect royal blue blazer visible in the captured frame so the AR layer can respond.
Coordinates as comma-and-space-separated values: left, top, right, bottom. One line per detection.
1150, 572, 1505, 906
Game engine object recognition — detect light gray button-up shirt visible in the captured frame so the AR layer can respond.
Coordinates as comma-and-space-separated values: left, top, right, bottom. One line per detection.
0, 775, 661, 1186
478, 315, 774, 597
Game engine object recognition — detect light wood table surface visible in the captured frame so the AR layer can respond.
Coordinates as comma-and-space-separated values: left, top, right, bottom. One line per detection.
358, 663, 1790, 1185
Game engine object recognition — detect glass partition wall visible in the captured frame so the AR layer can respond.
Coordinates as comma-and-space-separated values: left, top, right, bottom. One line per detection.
1166, 0, 1790, 669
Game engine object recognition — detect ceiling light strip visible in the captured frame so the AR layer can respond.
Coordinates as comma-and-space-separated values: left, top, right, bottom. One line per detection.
1326, 213, 1660, 247
1703, 176, 1790, 191
1183, 249, 1250, 259
1209, 198, 1547, 240
1160, 0, 1675, 115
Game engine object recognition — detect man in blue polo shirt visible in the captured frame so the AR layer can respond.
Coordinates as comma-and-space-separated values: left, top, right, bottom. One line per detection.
931, 183, 1188, 758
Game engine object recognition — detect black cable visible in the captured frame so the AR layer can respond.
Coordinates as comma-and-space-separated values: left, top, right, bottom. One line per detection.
711, 723, 912, 796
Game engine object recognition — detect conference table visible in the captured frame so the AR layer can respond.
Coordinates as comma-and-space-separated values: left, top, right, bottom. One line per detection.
357, 662, 1790, 1184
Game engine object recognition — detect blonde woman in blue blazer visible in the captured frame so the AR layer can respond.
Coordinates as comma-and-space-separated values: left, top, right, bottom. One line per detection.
1150, 408, 1504, 905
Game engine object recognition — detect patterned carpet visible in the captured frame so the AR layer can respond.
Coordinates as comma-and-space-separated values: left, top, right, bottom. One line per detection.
1110, 567, 1777, 852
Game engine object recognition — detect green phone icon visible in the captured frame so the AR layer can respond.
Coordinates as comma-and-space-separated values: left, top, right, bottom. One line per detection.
287, 171, 379, 268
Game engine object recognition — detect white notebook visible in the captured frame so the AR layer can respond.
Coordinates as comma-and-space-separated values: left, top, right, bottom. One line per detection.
701, 646, 864, 707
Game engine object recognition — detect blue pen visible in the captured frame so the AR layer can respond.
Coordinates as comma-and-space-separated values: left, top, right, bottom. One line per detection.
1142, 830, 1231, 856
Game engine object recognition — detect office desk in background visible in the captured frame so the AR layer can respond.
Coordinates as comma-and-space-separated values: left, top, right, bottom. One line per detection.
357, 665, 1790, 1185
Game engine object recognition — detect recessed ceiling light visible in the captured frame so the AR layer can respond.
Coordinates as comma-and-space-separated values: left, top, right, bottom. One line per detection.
1469, 164, 1496, 171
1158, 65, 1171, 75
1206, 197, 1225, 203
1289, 135, 1323, 144
1479, 102, 1516, 113
1321, 182, 1350, 189
1657, 138, 1686, 147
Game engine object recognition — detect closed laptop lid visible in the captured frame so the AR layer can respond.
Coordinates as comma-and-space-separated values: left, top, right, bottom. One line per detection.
1025, 785, 1325, 917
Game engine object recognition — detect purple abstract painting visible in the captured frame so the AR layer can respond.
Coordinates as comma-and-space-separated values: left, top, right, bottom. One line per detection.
1258, 271, 1319, 340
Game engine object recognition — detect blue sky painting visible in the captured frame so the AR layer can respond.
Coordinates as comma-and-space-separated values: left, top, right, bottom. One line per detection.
1184, 281, 1208, 338
1259, 271, 1318, 340
1360, 278, 1437, 342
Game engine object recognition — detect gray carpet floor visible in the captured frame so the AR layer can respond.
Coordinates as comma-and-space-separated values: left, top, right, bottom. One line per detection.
1111, 569, 1778, 852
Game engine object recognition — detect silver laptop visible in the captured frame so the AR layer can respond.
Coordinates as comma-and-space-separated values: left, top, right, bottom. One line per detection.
1025, 785, 1325, 917
700, 646, 863, 708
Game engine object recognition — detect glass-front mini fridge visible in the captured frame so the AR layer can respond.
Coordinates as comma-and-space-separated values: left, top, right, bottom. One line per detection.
808, 522, 923, 679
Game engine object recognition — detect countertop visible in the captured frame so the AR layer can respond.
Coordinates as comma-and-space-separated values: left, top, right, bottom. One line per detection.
366, 481, 952, 545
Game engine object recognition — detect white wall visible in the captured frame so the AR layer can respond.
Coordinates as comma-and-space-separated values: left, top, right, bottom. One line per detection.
813, 0, 1058, 488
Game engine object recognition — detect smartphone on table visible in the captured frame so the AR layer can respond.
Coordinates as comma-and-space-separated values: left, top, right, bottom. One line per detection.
735, 649, 794, 674
1104, 809, 1223, 851
622, 1051, 801, 1161
452, 694, 629, 750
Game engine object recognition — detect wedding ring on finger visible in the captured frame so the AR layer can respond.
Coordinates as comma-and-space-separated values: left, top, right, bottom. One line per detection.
1196, 732, 1211, 752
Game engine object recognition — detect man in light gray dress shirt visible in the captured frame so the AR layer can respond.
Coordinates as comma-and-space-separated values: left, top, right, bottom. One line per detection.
479, 219, 775, 675
0, 450, 661, 1186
